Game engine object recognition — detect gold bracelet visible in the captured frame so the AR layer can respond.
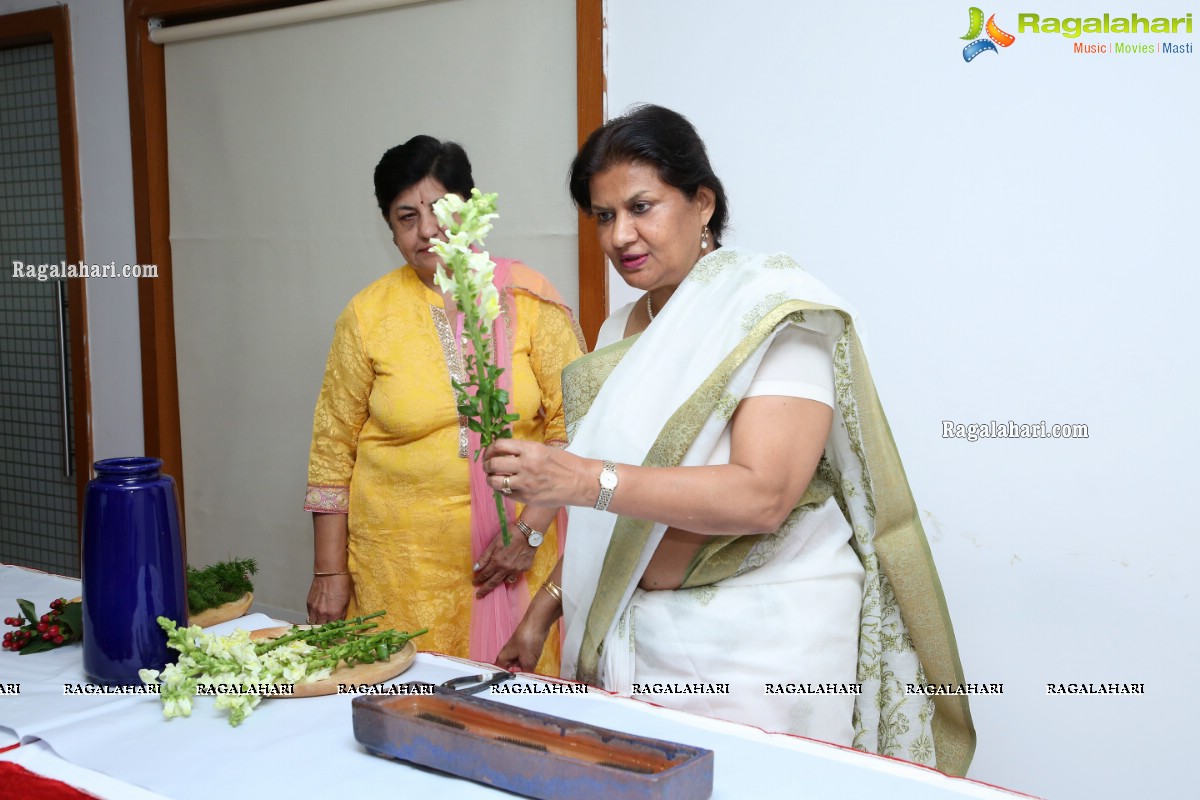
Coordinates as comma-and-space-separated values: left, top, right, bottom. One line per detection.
313, 570, 350, 577
541, 579, 563, 604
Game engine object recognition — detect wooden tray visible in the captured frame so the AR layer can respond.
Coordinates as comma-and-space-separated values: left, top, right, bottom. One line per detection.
352, 690, 714, 799
190, 592, 253, 628
249, 626, 416, 698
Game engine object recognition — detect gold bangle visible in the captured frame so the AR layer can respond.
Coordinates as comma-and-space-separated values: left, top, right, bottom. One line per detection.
541, 579, 563, 604
313, 570, 350, 577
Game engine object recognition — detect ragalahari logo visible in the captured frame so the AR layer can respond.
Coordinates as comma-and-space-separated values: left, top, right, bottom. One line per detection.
962, 8, 1016, 61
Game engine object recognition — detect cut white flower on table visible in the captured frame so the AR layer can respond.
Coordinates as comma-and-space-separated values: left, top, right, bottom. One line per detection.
138, 612, 424, 726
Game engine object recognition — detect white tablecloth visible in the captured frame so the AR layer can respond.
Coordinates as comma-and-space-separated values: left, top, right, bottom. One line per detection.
1, 564, 1032, 799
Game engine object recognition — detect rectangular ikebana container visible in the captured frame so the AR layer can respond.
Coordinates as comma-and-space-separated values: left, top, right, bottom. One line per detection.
351, 690, 714, 800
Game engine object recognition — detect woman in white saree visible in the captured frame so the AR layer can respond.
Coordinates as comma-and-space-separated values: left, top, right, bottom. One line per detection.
485, 105, 975, 776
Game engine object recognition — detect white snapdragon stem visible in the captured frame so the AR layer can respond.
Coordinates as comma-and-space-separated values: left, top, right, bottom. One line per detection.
428, 189, 514, 545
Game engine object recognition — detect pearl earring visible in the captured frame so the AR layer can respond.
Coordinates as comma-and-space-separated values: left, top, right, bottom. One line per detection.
700, 225, 710, 250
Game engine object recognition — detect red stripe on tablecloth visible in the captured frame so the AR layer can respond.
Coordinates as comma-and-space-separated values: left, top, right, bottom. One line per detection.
0, 762, 100, 799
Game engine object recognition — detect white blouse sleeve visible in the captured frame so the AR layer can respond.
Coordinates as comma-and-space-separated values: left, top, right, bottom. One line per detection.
596, 301, 636, 349
743, 325, 835, 409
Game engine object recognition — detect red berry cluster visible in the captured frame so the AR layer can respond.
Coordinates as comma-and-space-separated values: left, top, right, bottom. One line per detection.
3, 597, 80, 653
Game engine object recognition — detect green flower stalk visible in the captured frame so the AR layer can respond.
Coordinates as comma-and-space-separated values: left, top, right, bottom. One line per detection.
430, 189, 519, 545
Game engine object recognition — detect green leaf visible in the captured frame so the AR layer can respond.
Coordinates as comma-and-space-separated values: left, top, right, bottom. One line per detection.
467, 419, 484, 433
20, 638, 55, 655
17, 598, 37, 626
58, 601, 83, 638
504, 413, 520, 423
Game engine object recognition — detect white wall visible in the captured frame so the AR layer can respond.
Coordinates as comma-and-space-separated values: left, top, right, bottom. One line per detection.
606, 1, 1197, 799
1, 0, 144, 461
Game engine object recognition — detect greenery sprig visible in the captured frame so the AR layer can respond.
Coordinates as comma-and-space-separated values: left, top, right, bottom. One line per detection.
187, 557, 257, 614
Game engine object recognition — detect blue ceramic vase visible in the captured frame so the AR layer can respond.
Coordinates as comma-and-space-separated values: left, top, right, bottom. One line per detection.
81, 457, 187, 686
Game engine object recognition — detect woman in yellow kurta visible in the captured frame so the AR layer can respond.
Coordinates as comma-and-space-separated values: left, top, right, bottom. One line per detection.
304, 136, 584, 672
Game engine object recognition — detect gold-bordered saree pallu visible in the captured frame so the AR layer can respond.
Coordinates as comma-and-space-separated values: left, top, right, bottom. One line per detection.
559, 248, 976, 775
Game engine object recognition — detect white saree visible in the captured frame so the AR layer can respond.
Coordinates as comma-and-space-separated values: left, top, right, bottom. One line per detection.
560, 249, 975, 775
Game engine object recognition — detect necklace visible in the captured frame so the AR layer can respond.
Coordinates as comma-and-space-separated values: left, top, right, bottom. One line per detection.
646, 294, 656, 321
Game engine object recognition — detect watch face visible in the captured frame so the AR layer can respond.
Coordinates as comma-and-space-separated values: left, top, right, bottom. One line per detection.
600, 471, 618, 490
527, 531, 544, 547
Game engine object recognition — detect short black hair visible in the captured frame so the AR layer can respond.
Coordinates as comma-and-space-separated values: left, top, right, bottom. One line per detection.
373, 135, 474, 219
569, 104, 728, 245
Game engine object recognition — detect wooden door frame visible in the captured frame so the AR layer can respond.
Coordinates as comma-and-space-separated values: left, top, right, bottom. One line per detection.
1, 5, 93, 527
125, 0, 605, 501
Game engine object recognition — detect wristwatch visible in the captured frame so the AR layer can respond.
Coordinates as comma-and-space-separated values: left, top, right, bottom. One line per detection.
516, 519, 544, 547
594, 460, 618, 511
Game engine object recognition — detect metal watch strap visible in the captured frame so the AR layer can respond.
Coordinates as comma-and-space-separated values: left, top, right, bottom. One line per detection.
594, 460, 618, 511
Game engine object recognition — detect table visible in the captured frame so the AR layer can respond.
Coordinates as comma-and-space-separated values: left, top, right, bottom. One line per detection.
0, 564, 1032, 799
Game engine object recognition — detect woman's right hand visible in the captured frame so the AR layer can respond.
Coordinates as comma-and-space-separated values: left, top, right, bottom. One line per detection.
309, 512, 352, 623
498, 556, 565, 672
495, 615, 552, 673
306, 574, 352, 624
483, 439, 590, 509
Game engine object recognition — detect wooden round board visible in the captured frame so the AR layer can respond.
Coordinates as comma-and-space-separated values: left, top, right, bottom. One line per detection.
190, 592, 254, 628
248, 626, 417, 698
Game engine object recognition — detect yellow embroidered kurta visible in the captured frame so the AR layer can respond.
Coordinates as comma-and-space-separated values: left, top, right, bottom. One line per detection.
306, 265, 582, 672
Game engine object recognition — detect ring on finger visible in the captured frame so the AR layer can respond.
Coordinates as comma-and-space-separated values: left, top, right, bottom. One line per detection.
501, 475, 512, 495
